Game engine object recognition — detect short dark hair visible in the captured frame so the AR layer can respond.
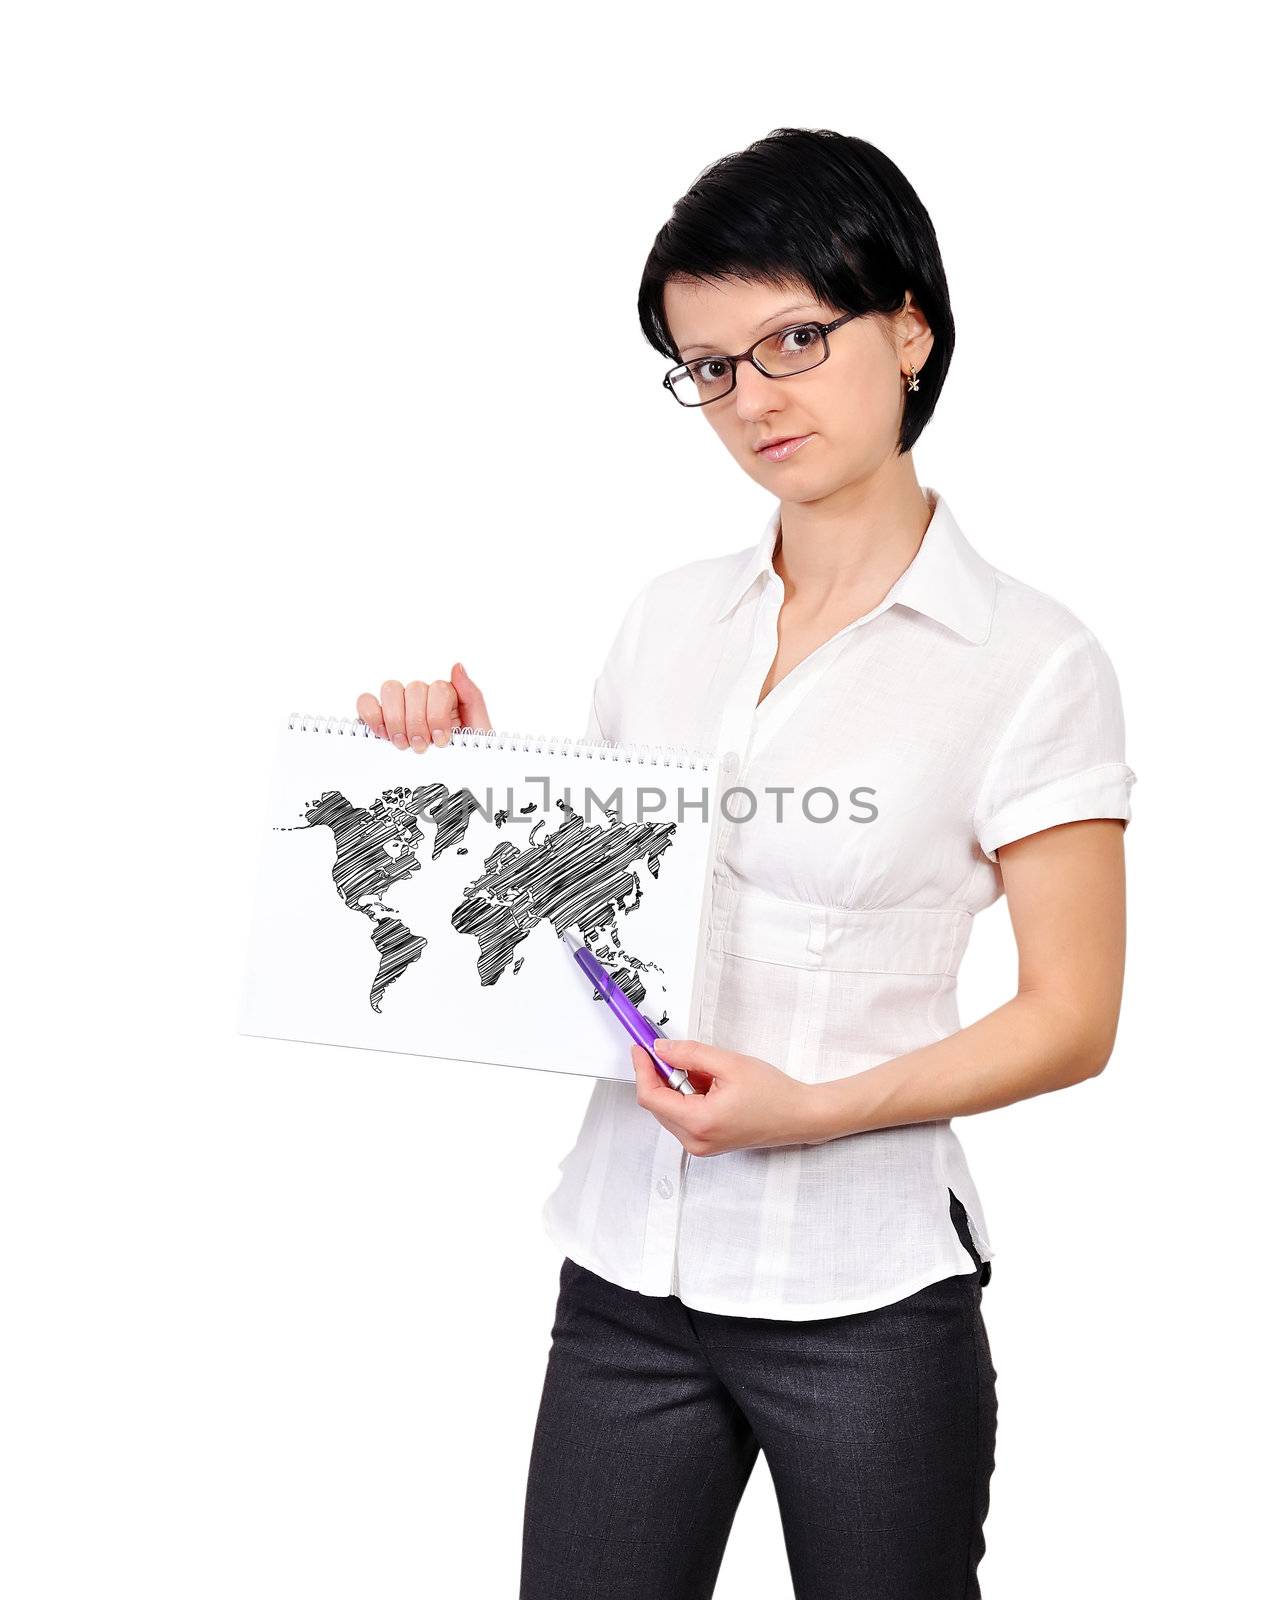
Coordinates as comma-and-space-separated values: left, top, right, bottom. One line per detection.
637, 128, 954, 455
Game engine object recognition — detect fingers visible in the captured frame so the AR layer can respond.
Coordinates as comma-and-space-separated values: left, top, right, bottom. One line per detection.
358, 677, 470, 752
355, 691, 388, 741
380, 680, 410, 748
404, 679, 429, 750
632, 1046, 708, 1140
653, 1038, 712, 1071
396, 680, 450, 750
632, 1043, 668, 1101
654, 1038, 716, 1094
451, 662, 493, 733
422, 679, 461, 746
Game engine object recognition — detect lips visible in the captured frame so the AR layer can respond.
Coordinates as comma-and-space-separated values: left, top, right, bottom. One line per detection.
756, 433, 814, 462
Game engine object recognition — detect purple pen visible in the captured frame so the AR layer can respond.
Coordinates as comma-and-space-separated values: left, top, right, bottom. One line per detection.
560, 930, 695, 1095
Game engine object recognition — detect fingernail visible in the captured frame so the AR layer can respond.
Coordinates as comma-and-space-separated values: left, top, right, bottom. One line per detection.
411, 736, 427, 752
393, 733, 408, 749
431, 728, 449, 747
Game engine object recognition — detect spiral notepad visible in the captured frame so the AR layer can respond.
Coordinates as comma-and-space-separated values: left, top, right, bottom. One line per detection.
237, 714, 728, 1083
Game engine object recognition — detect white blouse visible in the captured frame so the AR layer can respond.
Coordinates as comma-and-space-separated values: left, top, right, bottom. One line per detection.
542, 486, 1136, 1319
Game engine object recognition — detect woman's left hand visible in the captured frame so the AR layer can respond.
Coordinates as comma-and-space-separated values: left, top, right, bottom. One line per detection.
630, 1038, 820, 1155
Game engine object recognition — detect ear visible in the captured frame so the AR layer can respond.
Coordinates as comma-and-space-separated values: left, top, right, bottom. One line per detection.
898, 289, 935, 370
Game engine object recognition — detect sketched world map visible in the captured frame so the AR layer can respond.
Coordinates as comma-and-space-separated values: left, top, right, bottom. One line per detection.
278, 778, 677, 1017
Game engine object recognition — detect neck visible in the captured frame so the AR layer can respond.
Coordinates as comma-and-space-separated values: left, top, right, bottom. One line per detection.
774, 468, 934, 616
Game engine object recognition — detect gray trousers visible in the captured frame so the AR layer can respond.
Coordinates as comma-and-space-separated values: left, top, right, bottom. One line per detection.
520, 1191, 997, 1599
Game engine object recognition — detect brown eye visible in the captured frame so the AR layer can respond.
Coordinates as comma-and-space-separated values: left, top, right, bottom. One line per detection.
779, 325, 821, 354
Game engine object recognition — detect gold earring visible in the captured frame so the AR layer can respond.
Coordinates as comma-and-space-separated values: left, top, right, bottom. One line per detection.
905, 363, 920, 393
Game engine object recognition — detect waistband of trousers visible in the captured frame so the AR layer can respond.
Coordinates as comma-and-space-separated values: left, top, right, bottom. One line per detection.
708, 876, 973, 978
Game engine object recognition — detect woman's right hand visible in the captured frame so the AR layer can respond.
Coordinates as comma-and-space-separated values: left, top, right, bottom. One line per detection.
356, 664, 493, 751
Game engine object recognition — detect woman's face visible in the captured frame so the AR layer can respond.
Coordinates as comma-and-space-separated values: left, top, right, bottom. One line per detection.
661, 275, 933, 496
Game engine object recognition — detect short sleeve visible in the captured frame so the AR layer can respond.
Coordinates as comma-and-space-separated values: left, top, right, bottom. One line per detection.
973, 626, 1137, 865
580, 581, 652, 747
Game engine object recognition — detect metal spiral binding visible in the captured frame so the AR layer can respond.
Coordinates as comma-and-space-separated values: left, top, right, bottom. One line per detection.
285, 712, 715, 771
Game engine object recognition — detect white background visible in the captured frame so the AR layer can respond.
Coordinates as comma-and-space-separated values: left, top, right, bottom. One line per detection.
4, 4, 1283, 1595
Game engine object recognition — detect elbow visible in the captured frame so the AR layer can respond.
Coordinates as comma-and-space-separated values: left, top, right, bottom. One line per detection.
1029, 991, 1119, 1084
1079, 1043, 1114, 1080
1018, 986, 1122, 1086
1074, 1017, 1120, 1081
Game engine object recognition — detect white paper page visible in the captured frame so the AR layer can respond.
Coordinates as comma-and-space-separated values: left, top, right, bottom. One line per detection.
238, 720, 718, 1083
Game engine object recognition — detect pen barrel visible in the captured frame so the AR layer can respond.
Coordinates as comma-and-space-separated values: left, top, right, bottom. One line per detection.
573, 945, 676, 1079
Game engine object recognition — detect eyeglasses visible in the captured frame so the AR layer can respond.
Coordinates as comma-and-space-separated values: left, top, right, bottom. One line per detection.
662, 312, 860, 407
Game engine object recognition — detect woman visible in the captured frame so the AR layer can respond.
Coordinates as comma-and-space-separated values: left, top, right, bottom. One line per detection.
358, 128, 1135, 1599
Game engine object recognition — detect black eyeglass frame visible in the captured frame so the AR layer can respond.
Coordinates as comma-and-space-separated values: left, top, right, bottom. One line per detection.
661, 311, 861, 407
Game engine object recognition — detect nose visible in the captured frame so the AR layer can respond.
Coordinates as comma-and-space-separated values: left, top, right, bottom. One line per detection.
732, 362, 782, 422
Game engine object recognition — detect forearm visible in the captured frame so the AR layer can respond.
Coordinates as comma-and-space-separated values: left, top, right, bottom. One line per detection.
802, 991, 1112, 1142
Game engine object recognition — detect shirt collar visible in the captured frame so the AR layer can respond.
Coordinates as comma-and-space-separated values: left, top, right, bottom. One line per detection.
708, 486, 997, 645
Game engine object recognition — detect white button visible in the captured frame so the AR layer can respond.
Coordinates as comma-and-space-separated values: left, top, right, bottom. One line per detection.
655, 1176, 674, 1199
